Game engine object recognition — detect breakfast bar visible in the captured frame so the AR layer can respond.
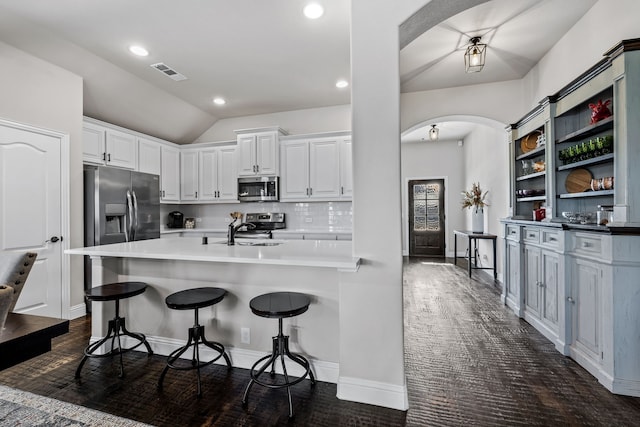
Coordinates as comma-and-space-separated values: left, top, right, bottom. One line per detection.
66, 237, 359, 383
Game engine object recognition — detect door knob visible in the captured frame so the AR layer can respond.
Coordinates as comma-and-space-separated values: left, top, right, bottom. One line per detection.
46, 236, 62, 243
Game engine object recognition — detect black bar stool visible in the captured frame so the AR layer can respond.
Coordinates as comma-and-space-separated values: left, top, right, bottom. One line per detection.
158, 287, 232, 398
75, 281, 153, 379
242, 291, 316, 418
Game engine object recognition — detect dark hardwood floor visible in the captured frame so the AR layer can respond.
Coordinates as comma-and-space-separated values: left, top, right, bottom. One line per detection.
2, 258, 640, 426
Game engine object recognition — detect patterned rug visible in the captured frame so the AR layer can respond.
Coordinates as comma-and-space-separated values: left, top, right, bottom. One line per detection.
0, 385, 151, 426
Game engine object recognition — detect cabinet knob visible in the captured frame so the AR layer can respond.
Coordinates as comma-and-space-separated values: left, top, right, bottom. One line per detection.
107, 153, 111, 162
162, 190, 165, 198
567, 297, 575, 304
548, 237, 557, 242
582, 241, 592, 248
102, 152, 106, 161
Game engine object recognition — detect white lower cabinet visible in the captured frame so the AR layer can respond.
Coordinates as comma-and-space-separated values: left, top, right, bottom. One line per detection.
504, 222, 640, 397
569, 257, 602, 365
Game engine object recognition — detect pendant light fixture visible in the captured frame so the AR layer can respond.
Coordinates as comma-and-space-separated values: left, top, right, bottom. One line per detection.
429, 124, 439, 141
464, 36, 486, 73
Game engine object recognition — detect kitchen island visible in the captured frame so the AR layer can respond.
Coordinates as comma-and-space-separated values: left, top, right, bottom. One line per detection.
66, 237, 359, 383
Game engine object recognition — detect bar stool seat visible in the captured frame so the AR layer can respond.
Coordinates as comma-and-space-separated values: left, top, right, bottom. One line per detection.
75, 281, 153, 379
158, 287, 231, 398
242, 291, 316, 418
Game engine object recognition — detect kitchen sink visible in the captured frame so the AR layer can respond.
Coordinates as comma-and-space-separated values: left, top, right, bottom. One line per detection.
236, 241, 282, 246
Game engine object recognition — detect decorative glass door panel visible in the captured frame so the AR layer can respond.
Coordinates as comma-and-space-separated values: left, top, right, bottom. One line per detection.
409, 179, 445, 257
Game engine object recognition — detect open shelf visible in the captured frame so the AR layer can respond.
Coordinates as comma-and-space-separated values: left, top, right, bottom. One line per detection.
517, 195, 546, 202
516, 146, 545, 161
555, 116, 614, 145
516, 171, 546, 181
558, 190, 614, 199
557, 153, 614, 171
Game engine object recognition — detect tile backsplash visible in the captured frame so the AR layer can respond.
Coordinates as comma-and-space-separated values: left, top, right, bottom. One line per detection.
161, 202, 352, 231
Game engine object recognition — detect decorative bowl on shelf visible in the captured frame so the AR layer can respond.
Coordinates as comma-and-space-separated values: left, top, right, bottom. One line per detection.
562, 212, 580, 223
562, 211, 596, 224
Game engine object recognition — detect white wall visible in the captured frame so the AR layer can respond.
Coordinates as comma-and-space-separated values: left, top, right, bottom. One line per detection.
462, 125, 509, 277
194, 104, 352, 143
0, 40, 84, 309
401, 139, 465, 256
522, 0, 640, 110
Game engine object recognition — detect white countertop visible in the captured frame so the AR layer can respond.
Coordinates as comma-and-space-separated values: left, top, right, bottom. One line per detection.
161, 228, 352, 235
65, 237, 360, 272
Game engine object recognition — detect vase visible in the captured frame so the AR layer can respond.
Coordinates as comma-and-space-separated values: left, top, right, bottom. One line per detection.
0, 285, 13, 333
471, 207, 484, 233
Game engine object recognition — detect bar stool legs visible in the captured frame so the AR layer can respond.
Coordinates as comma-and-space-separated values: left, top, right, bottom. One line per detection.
75, 298, 153, 379
158, 307, 232, 398
242, 317, 315, 418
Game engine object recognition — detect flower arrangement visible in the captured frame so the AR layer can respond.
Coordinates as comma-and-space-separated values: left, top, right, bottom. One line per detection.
461, 182, 489, 212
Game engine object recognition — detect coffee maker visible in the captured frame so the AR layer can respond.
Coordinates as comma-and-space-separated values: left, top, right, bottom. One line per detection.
167, 211, 184, 228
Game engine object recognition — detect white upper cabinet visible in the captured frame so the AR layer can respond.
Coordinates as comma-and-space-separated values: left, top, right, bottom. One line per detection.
82, 120, 137, 170
161, 145, 180, 202
180, 149, 199, 201
216, 146, 238, 201
82, 122, 107, 164
339, 138, 353, 199
181, 145, 238, 203
138, 137, 161, 175
280, 133, 351, 202
280, 141, 310, 199
309, 139, 340, 199
236, 128, 285, 176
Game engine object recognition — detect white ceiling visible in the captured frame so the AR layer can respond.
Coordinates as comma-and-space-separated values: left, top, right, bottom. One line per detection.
0, 0, 598, 143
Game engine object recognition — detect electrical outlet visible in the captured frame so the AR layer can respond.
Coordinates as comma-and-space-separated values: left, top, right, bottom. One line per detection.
483, 254, 488, 261
241, 327, 250, 344
196, 217, 202, 223
305, 217, 313, 223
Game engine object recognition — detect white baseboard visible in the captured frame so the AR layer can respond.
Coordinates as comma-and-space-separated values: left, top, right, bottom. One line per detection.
98, 335, 339, 383
67, 303, 86, 320
337, 375, 409, 411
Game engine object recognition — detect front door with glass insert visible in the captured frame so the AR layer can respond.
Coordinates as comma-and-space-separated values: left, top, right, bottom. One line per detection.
409, 179, 445, 257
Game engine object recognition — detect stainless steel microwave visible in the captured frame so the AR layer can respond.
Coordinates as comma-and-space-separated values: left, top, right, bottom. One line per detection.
238, 176, 279, 202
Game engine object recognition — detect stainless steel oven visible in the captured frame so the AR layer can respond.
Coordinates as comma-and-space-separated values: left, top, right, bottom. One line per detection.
238, 176, 279, 202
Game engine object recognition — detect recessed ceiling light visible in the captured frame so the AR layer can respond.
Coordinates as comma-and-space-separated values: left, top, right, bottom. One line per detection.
303, 3, 324, 19
336, 80, 349, 89
128, 45, 149, 57
213, 97, 226, 105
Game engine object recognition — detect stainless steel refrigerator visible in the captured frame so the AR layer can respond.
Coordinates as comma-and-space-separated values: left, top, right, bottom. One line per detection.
83, 165, 160, 296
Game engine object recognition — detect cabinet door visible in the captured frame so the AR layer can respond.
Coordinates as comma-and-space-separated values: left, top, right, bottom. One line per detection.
524, 245, 541, 317
105, 129, 136, 169
161, 146, 180, 202
505, 239, 521, 302
541, 250, 559, 328
340, 138, 353, 199
309, 139, 340, 199
280, 141, 309, 200
180, 150, 199, 201
256, 132, 278, 175
199, 149, 218, 201
138, 137, 161, 175
82, 122, 106, 164
571, 259, 601, 361
217, 146, 238, 201
237, 135, 256, 176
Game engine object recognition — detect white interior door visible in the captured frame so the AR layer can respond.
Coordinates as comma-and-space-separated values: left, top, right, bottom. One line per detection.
0, 122, 64, 318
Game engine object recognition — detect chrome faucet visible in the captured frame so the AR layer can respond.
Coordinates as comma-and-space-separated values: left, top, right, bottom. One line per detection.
227, 222, 256, 245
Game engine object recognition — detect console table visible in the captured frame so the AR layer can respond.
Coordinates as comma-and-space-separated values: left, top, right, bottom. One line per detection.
453, 230, 497, 280
0, 313, 69, 370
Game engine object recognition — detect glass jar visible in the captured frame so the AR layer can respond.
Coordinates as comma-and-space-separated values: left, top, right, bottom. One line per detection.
597, 205, 614, 226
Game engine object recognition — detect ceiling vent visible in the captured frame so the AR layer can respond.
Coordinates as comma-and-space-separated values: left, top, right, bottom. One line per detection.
150, 63, 188, 81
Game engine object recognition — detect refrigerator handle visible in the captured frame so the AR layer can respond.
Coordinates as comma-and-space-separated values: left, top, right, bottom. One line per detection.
132, 190, 139, 240
126, 190, 133, 242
